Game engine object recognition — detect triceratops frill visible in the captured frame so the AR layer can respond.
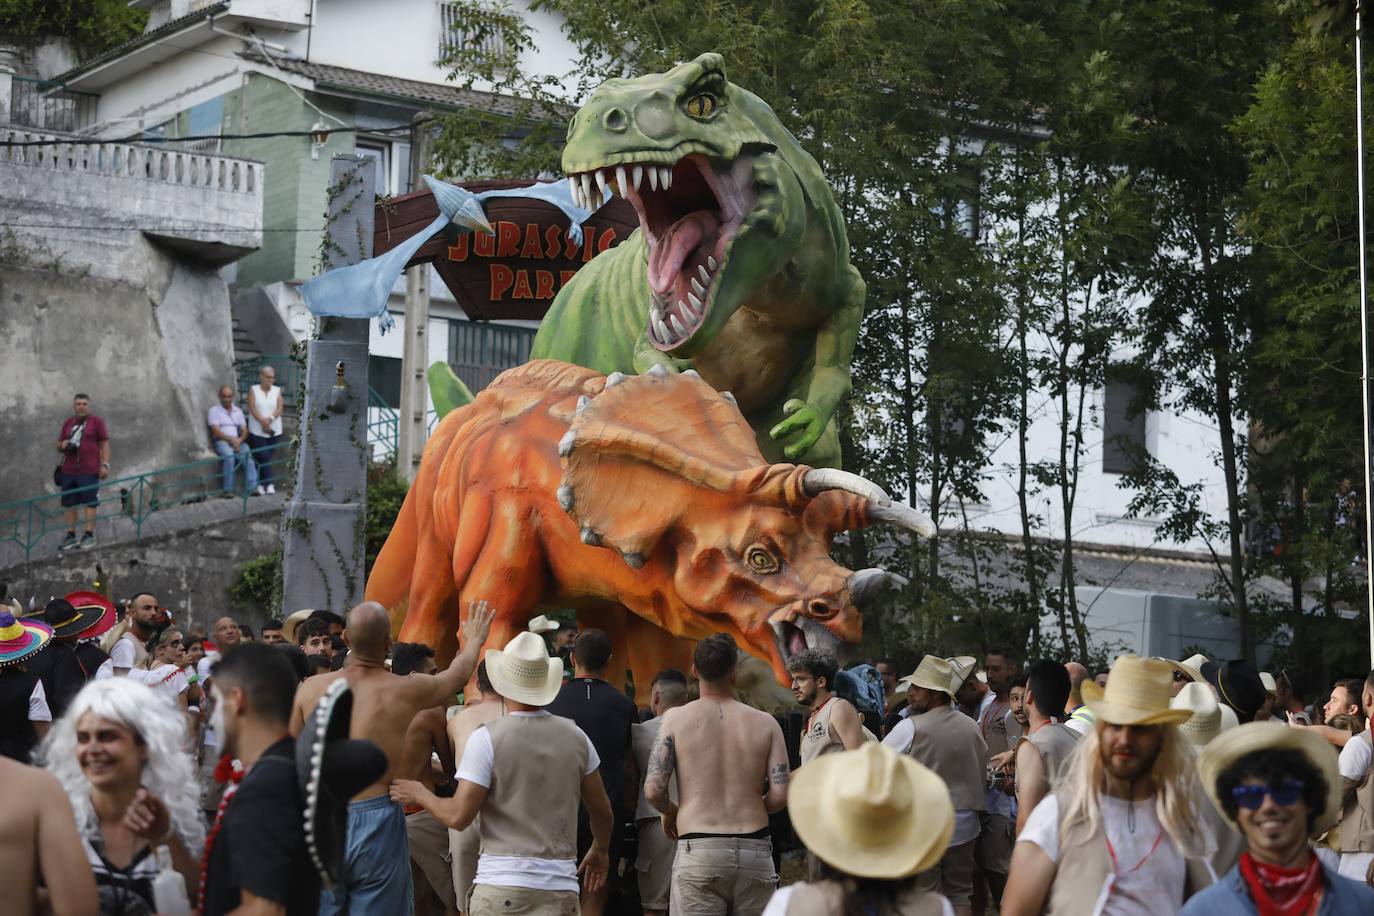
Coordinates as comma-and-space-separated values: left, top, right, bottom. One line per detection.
366, 359, 932, 700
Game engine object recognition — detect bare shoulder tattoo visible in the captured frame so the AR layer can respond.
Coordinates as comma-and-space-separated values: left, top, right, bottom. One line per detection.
645, 731, 676, 800
769, 762, 790, 786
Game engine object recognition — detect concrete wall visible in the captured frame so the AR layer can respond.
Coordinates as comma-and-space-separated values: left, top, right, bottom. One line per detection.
0, 505, 282, 635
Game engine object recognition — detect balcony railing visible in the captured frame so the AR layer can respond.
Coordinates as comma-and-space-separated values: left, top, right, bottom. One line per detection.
5, 76, 98, 132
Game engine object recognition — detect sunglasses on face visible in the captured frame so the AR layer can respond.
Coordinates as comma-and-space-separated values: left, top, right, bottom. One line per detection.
1231, 778, 1305, 810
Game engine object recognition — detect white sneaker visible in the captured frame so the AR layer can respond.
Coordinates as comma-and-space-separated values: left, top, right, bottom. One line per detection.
266, 484, 276, 495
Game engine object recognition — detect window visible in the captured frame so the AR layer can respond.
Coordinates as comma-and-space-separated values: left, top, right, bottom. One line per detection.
438, 1, 509, 67
355, 141, 390, 195
447, 320, 536, 392
369, 355, 402, 408
1102, 375, 1148, 475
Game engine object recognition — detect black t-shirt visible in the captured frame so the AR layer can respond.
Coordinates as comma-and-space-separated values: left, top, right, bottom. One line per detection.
548, 677, 638, 807
202, 737, 319, 916
26, 640, 88, 720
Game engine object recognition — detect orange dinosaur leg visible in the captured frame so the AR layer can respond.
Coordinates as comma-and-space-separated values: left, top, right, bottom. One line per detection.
397, 486, 495, 663
624, 614, 696, 705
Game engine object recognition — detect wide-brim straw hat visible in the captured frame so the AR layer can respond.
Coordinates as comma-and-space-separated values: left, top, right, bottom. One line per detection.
1081, 655, 1192, 727
22, 597, 104, 640
0, 610, 53, 668
1197, 721, 1343, 835
790, 742, 954, 879
1259, 671, 1277, 694
1170, 681, 1223, 746
526, 614, 560, 635
898, 655, 956, 699
947, 656, 977, 692
65, 591, 118, 641
282, 608, 315, 645
485, 631, 564, 706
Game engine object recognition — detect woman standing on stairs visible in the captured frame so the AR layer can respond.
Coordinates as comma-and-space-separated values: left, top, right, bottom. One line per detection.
247, 365, 283, 495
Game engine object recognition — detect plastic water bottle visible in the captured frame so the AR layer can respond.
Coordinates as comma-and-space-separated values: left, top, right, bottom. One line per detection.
151, 845, 191, 915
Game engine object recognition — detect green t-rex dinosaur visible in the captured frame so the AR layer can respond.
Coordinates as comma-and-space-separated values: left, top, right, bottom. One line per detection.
526, 52, 866, 467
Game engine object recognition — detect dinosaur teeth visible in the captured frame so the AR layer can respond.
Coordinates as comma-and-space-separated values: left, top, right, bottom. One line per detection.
595, 170, 609, 198
632, 165, 643, 191
653, 313, 671, 343
580, 173, 595, 208
660, 167, 673, 189
571, 181, 585, 210
670, 312, 687, 338
698, 264, 710, 286
690, 277, 705, 297
708, 255, 718, 270
648, 166, 659, 191
615, 165, 627, 196
686, 293, 702, 318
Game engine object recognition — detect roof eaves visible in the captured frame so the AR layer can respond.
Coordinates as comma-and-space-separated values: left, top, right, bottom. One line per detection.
56, 2, 231, 84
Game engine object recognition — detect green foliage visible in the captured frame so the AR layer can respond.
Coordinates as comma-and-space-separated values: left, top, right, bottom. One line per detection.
226, 551, 282, 615
0, 0, 147, 59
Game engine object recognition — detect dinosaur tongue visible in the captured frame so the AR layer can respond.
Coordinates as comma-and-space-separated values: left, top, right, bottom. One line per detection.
649, 210, 720, 297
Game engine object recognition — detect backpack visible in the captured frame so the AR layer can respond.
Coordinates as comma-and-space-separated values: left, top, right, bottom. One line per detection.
833, 663, 886, 731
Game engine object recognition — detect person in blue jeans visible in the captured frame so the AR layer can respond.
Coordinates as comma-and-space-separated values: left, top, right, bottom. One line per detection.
1182, 722, 1374, 915
208, 385, 258, 497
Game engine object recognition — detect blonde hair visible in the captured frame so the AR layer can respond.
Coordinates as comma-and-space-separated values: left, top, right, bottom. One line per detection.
141, 627, 181, 670
1057, 721, 1206, 859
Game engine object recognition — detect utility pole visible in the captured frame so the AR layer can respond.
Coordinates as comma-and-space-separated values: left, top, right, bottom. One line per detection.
1356, 2, 1374, 666
280, 155, 373, 616
398, 112, 434, 481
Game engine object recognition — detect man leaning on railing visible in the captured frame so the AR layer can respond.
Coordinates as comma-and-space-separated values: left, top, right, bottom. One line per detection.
56, 392, 109, 551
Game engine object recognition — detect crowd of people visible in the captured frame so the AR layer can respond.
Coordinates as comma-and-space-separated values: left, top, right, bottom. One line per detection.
5, 584, 1374, 916
50, 373, 284, 551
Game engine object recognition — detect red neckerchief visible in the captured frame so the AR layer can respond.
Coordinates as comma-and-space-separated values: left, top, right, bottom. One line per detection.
1238, 851, 1324, 916
198, 755, 245, 913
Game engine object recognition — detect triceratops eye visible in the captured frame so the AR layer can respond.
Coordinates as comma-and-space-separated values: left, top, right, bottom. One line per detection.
745, 546, 779, 574
685, 93, 717, 119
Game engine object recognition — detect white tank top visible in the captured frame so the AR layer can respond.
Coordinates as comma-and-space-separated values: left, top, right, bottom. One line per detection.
248, 384, 282, 436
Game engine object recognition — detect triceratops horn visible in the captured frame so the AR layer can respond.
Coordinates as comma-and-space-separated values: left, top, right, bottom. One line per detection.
867, 501, 938, 539
802, 469, 892, 507
847, 568, 910, 606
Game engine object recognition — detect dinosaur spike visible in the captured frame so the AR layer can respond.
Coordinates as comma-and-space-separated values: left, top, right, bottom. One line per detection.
581, 526, 601, 546
647, 364, 669, 378
606, 371, 628, 387
682, 368, 700, 379
721, 391, 737, 406
558, 430, 577, 457
557, 483, 575, 510
576, 395, 591, 414
622, 552, 646, 569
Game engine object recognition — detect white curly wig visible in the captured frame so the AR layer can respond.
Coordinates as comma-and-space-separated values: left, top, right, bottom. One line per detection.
39, 677, 206, 851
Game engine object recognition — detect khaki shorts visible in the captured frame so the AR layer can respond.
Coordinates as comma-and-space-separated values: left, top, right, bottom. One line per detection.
407, 809, 457, 910
975, 812, 1013, 879
670, 836, 776, 916
468, 884, 579, 916
914, 837, 975, 905
636, 818, 676, 911
450, 819, 480, 911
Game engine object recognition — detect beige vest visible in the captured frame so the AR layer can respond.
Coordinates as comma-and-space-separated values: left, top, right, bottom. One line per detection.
784, 880, 946, 916
907, 702, 988, 811
1025, 723, 1080, 789
980, 697, 1013, 756
1339, 731, 1374, 853
1045, 801, 1213, 915
480, 714, 589, 860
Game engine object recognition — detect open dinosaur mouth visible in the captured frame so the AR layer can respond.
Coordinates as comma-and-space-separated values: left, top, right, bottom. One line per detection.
769, 615, 840, 664
568, 154, 749, 350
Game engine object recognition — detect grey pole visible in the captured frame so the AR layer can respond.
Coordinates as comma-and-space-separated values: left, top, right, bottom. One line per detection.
280, 155, 374, 617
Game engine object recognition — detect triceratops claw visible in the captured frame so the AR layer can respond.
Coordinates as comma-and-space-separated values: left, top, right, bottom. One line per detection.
557, 484, 574, 511
647, 364, 669, 378
558, 431, 577, 457
576, 396, 591, 414
622, 552, 646, 569
606, 371, 628, 387
580, 527, 602, 546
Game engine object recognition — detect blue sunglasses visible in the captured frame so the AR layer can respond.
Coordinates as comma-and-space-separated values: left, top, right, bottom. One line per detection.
1231, 779, 1305, 810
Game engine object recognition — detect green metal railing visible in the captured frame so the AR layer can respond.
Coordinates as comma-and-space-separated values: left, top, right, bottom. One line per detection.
235, 354, 304, 408
369, 385, 398, 459
0, 444, 289, 563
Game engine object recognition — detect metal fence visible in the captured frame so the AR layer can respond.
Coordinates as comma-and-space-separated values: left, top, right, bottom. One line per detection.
0, 444, 288, 564
235, 354, 305, 409
6, 77, 98, 133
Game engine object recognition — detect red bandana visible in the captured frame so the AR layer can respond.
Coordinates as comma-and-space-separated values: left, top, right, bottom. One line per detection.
1238, 851, 1324, 916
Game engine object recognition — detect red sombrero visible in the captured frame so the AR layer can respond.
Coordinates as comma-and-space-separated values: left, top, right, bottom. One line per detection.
0, 609, 53, 668
65, 591, 118, 641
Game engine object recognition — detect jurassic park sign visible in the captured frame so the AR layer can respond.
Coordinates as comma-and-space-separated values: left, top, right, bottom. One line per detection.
372, 179, 638, 321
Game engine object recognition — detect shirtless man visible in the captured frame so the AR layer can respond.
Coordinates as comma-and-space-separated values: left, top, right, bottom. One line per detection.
0, 756, 98, 916
446, 660, 503, 915
645, 633, 789, 916
391, 642, 460, 916
787, 648, 866, 764
290, 599, 493, 916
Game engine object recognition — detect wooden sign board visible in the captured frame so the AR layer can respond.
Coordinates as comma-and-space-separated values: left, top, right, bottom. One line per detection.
372, 179, 638, 321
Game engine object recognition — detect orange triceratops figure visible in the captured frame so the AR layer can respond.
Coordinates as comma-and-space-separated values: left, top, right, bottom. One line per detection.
365, 359, 934, 701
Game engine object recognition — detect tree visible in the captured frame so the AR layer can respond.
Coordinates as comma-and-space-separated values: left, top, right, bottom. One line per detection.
0, 0, 146, 59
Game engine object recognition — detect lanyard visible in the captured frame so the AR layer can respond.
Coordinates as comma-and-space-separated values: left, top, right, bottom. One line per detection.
806, 696, 836, 734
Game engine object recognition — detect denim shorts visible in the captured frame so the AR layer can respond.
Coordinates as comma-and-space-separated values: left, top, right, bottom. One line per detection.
60, 472, 100, 507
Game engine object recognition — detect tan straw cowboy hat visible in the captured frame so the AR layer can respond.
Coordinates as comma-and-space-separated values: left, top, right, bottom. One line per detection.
790, 742, 954, 879
898, 655, 957, 699
526, 614, 560, 635
282, 608, 315, 645
1081, 655, 1192, 727
485, 631, 564, 706
946, 656, 977, 693
1197, 722, 1342, 835
1169, 681, 1223, 746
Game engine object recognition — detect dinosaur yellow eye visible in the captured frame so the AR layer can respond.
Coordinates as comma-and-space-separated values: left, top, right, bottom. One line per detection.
686, 94, 717, 119
746, 546, 778, 574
